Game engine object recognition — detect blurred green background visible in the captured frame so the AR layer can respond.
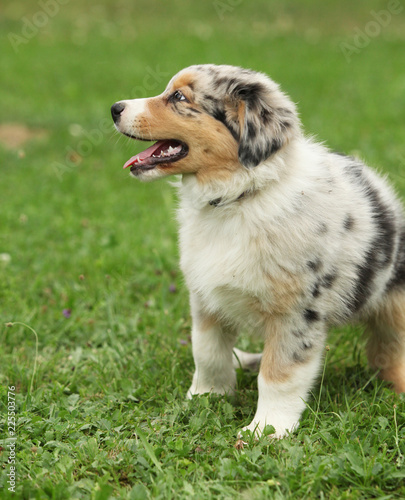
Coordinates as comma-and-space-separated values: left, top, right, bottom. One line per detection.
1, 1, 404, 498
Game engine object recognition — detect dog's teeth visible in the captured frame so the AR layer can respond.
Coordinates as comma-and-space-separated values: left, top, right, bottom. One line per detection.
151, 145, 181, 160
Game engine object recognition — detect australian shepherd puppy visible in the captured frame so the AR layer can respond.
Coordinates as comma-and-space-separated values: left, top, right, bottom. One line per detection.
111, 64, 405, 438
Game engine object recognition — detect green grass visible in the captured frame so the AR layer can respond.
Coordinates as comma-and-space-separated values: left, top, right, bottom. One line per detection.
1, 0, 405, 498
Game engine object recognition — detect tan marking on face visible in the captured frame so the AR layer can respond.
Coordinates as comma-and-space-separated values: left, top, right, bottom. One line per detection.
170, 72, 196, 94
126, 75, 241, 183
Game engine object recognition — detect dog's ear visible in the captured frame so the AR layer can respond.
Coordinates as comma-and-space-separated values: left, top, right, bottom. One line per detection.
225, 81, 299, 168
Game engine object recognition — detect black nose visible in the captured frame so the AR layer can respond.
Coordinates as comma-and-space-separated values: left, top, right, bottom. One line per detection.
111, 102, 126, 123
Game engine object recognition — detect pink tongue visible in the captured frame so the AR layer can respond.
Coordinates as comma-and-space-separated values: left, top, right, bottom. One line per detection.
123, 140, 167, 169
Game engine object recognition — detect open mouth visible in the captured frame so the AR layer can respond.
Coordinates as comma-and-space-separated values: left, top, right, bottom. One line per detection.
123, 139, 189, 172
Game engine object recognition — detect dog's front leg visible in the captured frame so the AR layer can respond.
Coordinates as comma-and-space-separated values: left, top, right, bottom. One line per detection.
243, 317, 326, 438
187, 294, 237, 398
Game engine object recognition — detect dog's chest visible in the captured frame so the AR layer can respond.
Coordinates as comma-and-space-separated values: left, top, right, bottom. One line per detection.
178, 206, 304, 320
180, 215, 257, 287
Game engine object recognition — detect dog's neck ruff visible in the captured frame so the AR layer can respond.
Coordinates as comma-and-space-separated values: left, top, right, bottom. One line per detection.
179, 158, 283, 211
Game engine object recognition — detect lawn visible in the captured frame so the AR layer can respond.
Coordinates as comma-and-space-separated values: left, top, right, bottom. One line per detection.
1, 0, 404, 498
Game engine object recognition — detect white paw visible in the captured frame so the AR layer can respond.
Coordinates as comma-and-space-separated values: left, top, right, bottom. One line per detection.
240, 417, 298, 439
187, 384, 234, 399
187, 370, 236, 399
186, 384, 210, 399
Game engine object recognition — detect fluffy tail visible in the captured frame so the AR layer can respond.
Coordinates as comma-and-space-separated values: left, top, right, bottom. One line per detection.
233, 347, 262, 371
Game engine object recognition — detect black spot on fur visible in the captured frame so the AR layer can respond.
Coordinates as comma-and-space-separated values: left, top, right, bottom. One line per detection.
365, 189, 395, 267
233, 82, 265, 104
212, 107, 226, 123
334, 152, 357, 162
246, 121, 257, 141
312, 282, 321, 298
204, 100, 239, 141
203, 94, 218, 103
260, 108, 272, 125
239, 128, 278, 166
205, 66, 220, 78
175, 106, 200, 118
308, 259, 323, 272
311, 271, 336, 298
239, 144, 268, 168
322, 273, 337, 289
278, 107, 294, 117
318, 223, 328, 234
211, 107, 236, 136
280, 121, 292, 132
225, 78, 238, 91
293, 351, 304, 363
293, 340, 314, 363
209, 198, 222, 207
214, 77, 230, 88
303, 309, 320, 322
350, 258, 377, 313
387, 226, 405, 290
346, 166, 396, 312
270, 138, 283, 155
345, 162, 364, 180
344, 214, 355, 231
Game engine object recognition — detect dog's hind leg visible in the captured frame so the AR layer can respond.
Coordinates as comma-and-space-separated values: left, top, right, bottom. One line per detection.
365, 289, 405, 393
233, 348, 262, 372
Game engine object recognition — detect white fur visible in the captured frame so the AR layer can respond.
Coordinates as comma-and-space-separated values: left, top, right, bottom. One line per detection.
114, 98, 147, 132
186, 294, 237, 396
113, 64, 405, 439
242, 355, 322, 438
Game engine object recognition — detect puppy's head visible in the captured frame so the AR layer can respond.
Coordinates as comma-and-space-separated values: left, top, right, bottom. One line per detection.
112, 64, 300, 182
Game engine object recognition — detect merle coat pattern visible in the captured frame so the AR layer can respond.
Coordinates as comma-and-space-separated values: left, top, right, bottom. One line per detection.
111, 64, 405, 438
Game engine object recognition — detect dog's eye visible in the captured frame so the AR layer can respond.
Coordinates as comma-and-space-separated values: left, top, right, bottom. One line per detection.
172, 90, 187, 102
